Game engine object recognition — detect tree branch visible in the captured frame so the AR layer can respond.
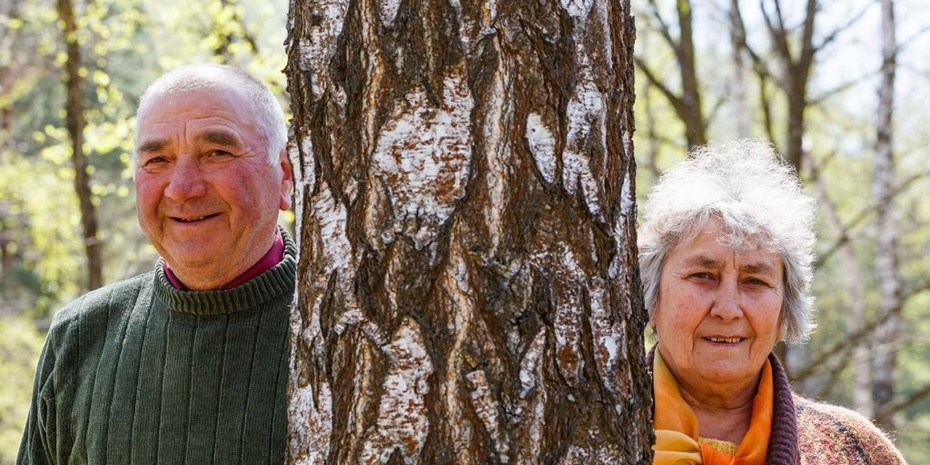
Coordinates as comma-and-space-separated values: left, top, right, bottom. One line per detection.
815, 169, 930, 269
875, 383, 930, 424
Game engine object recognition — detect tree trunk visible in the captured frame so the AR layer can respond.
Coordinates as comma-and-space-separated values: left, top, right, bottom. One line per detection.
283, 1, 652, 464
780, 0, 816, 173
728, 0, 750, 139
673, 0, 706, 149
57, 0, 103, 291
636, 0, 706, 150
871, 0, 900, 432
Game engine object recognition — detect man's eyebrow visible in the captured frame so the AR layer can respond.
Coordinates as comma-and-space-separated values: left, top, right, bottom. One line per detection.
136, 139, 167, 154
195, 130, 240, 147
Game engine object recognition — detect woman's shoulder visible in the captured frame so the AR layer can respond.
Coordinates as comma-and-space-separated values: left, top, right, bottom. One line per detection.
792, 394, 907, 465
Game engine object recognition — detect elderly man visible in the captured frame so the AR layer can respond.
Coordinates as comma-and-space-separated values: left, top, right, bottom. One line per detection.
18, 64, 295, 464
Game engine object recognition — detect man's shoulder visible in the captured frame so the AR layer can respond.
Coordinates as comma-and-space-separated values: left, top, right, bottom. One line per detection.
50, 272, 155, 330
793, 395, 906, 464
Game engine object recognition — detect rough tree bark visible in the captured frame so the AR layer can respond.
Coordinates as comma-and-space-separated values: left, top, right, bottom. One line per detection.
283, 0, 652, 464
57, 0, 103, 291
871, 0, 901, 431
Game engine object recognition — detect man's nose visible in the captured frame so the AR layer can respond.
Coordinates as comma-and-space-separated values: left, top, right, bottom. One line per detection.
710, 277, 742, 321
164, 157, 207, 201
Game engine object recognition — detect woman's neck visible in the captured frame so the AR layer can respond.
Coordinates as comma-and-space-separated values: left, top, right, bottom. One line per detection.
677, 378, 759, 444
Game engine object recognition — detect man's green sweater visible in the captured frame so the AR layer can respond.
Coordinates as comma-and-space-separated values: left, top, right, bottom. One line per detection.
18, 234, 297, 464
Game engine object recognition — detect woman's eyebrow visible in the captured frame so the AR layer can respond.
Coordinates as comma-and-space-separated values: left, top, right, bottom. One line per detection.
681, 255, 720, 268
741, 262, 778, 275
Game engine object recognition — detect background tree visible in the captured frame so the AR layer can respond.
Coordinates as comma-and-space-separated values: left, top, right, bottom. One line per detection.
57, 0, 103, 291
283, 0, 651, 463
636, 0, 708, 149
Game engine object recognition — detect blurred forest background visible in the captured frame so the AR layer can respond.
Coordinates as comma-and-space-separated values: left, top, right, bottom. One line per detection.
0, 0, 927, 463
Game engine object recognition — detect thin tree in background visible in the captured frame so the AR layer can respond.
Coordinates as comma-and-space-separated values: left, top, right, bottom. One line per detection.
728, 0, 750, 139
871, 0, 902, 431
283, 0, 652, 463
729, 0, 818, 173
636, 0, 708, 149
57, 0, 103, 291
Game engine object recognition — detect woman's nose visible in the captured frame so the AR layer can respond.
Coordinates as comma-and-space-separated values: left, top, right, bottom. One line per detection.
710, 278, 742, 321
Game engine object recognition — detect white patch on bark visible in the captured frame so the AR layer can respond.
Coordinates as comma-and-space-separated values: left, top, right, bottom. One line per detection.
609, 170, 634, 282
560, 0, 593, 20
481, 42, 511, 252
440, 241, 478, 460
286, 309, 333, 464
516, 328, 548, 462
315, 185, 353, 272
562, 62, 606, 220
559, 443, 624, 464
378, 0, 401, 25
595, 0, 612, 68
466, 370, 508, 461
372, 70, 474, 249
288, 135, 315, 247
519, 329, 546, 398
588, 279, 624, 395
552, 244, 585, 386
289, 181, 360, 462
526, 112, 557, 185
296, 0, 349, 98
619, 170, 634, 217
360, 318, 433, 464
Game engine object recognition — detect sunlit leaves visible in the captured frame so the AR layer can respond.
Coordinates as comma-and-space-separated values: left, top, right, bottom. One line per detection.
0, 316, 44, 465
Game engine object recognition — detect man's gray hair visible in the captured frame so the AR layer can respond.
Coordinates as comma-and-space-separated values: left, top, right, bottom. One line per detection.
638, 139, 817, 343
133, 63, 287, 165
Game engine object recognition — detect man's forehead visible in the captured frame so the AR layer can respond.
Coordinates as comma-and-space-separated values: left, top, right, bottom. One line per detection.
137, 123, 244, 146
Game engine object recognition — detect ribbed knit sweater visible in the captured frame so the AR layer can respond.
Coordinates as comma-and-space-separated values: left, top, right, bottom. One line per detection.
650, 348, 907, 464
18, 233, 297, 465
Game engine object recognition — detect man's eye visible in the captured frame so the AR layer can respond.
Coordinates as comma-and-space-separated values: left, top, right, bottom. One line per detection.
209, 150, 233, 157
690, 272, 714, 280
142, 156, 167, 166
744, 278, 771, 287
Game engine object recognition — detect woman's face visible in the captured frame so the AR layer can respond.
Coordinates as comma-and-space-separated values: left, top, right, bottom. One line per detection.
653, 219, 784, 395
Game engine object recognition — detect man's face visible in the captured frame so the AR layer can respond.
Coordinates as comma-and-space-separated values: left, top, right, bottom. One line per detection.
134, 86, 292, 290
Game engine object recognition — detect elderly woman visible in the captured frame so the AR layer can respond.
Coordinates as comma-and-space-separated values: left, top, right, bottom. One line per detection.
638, 140, 905, 465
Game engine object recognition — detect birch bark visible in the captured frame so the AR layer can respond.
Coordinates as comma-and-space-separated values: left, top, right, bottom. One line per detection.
283, 0, 652, 463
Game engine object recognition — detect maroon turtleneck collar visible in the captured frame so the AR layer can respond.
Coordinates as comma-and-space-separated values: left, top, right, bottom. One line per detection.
163, 228, 285, 290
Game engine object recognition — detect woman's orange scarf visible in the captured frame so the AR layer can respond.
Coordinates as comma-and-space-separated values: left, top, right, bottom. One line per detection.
652, 351, 773, 465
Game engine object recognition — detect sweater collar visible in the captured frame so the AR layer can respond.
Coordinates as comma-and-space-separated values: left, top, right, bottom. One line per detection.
152, 228, 297, 316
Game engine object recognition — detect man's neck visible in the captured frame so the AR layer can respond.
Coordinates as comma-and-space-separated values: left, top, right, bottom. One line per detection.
164, 228, 285, 290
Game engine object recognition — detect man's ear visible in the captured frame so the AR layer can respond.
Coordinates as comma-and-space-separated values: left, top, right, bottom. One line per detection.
279, 150, 294, 211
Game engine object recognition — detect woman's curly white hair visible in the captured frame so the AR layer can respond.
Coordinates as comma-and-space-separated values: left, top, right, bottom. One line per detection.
638, 139, 817, 343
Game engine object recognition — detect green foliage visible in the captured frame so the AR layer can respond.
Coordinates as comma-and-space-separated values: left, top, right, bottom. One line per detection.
0, 316, 44, 465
